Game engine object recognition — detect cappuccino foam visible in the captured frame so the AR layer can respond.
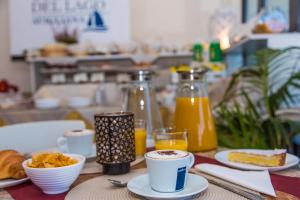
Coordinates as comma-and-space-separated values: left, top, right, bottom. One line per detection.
64, 129, 94, 137
146, 150, 188, 160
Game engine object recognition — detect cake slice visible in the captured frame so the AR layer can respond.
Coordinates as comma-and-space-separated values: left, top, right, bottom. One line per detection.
228, 149, 286, 167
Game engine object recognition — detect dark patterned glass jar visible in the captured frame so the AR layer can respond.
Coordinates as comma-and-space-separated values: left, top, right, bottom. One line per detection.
94, 112, 136, 174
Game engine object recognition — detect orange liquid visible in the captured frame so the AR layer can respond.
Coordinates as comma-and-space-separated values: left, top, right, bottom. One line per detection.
174, 97, 217, 152
135, 128, 147, 156
155, 139, 188, 151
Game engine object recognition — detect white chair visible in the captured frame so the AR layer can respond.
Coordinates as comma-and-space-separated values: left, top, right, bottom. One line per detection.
0, 120, 85, 153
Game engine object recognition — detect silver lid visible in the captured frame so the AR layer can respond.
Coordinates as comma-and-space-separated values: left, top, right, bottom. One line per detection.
130, 70, 153, 81
176, 68, 208, 81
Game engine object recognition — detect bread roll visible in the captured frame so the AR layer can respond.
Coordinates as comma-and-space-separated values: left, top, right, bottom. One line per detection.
0, 150, 26, 179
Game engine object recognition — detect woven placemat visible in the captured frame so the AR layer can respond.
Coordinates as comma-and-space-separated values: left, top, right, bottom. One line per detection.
66, 169, 247, 200
81, 157, 145, 174
0, 189, 13, 200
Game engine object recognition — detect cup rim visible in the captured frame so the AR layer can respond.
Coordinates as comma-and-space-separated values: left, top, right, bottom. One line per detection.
95, 111, 134, 117
134, 119, 146, 128
153, 127, 187, 134
64, 129, 95, 136
145, 150, 189, 160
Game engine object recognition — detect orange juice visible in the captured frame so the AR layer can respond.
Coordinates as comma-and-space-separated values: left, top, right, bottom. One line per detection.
135, 128, 147, 156
155, 139, 188, 151
174, 97, 217, 152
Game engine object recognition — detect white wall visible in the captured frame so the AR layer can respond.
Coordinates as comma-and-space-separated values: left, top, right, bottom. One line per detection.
0, 0, 31, 92
0, 0, 241, 92
131, 0, 187, 43
131, 0, 241, 44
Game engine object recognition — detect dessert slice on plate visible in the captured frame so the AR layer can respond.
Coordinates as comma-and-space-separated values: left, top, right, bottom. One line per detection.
228, 149, 286, 167
215, 149, 299, 171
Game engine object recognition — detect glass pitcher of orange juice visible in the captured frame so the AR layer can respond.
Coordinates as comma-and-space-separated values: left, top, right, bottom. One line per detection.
174, 69, 217, 152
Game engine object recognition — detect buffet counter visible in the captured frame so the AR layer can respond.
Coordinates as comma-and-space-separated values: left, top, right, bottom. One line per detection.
0, 106, 121, 127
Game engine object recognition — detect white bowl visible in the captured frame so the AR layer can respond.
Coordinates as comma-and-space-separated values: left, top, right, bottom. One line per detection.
34, 98, 60, 109
68, 97, 92, 108
22, 154, 85, 194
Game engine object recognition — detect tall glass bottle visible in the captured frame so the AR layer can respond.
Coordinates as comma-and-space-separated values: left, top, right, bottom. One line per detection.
174, 69, 217, 152
124, 70, 163, 145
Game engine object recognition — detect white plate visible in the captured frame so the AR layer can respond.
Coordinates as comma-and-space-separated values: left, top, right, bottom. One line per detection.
32, 144, 97, 159
68, 97, 92, 108
215, 150, 300, 172
0, 177, 29, 189
127, 173, 208, 200
34, 98, 60, 109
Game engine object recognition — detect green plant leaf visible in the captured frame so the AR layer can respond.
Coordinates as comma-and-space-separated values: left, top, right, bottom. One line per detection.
215, 47, 300, 149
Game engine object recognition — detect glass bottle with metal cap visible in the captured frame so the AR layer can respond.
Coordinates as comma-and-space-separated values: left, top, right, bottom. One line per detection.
124, 70, 163, 145
174, 69, 217, 152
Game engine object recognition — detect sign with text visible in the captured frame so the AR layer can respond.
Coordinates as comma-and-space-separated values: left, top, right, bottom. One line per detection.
9, 0, 130, 56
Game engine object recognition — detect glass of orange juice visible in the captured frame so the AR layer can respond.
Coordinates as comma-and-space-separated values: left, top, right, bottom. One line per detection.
153, 128, 188, 151
135, 119, 147, 157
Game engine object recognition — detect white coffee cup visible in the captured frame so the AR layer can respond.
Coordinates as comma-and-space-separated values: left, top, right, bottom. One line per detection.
145, 150, 195, 193
57, 129, 94, 156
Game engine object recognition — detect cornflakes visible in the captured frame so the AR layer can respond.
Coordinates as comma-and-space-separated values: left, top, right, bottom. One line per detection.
28, 153, 78, 168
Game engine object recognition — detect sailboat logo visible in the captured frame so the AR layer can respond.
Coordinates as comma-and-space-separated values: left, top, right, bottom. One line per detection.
86, 10, 107, 31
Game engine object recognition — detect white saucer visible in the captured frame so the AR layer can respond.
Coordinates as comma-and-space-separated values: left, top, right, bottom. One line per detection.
0, 177, 29, 189
215, 150, 300, 172
127, 173, 208, 200
61, 144, 97, 159
32, 144, 97, 159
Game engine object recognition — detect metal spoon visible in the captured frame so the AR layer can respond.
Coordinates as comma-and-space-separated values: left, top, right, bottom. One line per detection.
108, 179, 128, 187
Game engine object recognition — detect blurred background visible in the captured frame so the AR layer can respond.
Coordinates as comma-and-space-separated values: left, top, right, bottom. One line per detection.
1, 0, 300, 153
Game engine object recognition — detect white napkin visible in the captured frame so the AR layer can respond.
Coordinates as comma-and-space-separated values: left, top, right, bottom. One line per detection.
195, 164, 276, 197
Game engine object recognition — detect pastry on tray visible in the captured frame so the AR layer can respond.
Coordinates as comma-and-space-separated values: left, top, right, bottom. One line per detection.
40, 43, 68, 57
0, 150, 27, 179
228, 149, 286, 167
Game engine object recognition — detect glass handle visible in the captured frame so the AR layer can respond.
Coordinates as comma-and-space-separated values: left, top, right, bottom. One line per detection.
121, 87, 128, 111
